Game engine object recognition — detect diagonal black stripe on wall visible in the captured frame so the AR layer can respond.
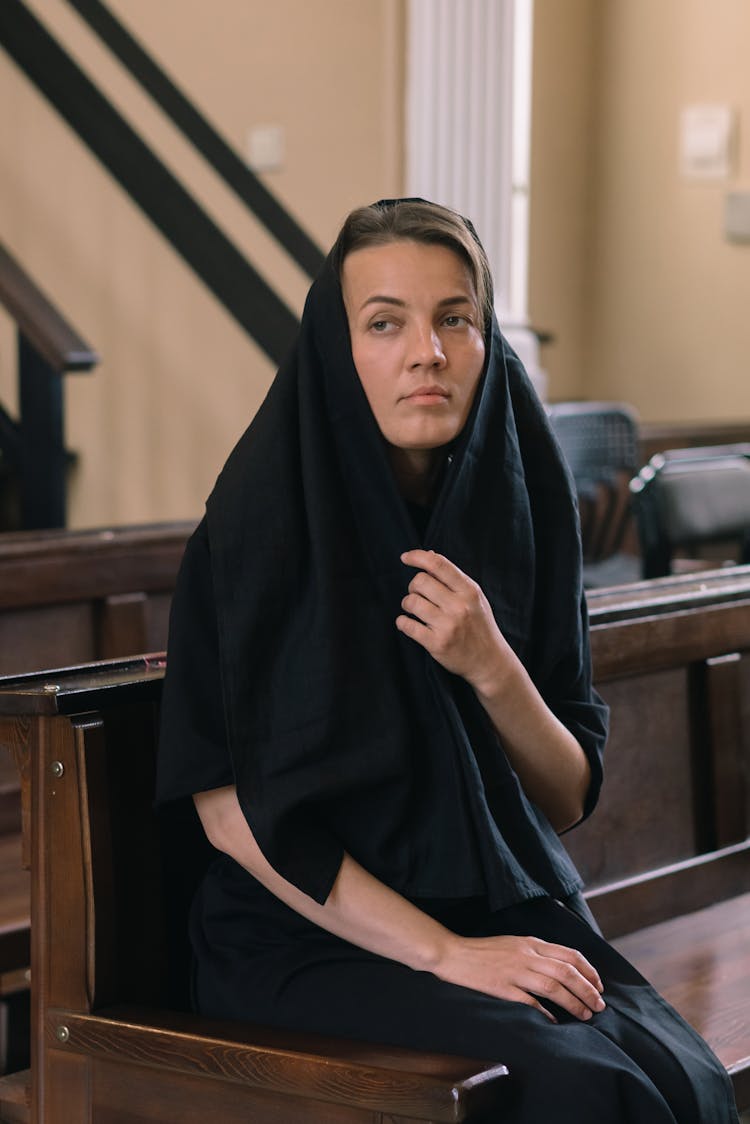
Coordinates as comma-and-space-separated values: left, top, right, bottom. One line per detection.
0, 0, 299, 367
65, 0, 325, 278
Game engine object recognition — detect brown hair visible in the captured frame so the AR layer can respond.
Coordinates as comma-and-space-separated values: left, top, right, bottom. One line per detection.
331, 199, 494, 333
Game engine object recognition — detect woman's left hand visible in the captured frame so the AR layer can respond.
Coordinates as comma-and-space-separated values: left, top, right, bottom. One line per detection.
397, 549, 513, 694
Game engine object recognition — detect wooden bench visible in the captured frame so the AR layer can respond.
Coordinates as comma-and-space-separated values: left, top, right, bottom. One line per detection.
0, 522, 192, 1078
0, 660, 509, 1122
1, 565, 749, 1118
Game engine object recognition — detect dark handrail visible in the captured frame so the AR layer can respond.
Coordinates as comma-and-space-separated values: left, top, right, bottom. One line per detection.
65, 0, 325, 278
0, 243, 98, 373
0, 243, 100, 528
0, 0, 299, 367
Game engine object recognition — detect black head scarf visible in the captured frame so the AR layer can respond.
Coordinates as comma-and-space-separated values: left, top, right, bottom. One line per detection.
160, 199, 608, 908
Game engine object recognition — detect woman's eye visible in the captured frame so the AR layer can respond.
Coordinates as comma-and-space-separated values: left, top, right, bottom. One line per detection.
442, 315, 466, 328
370, 319, 393, 333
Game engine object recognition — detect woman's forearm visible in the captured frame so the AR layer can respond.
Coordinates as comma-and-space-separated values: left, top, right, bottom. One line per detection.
192, 784, 606, 1022
193, 785, 451, 971
472, 658, 590, 832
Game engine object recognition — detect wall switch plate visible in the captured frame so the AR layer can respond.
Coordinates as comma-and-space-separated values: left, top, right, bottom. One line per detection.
680, 105, 734, 180
725, 191, 750, 242
248, 125, 285, 172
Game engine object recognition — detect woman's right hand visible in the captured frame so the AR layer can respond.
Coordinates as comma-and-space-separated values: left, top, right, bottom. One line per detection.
434, 933, 606, 1023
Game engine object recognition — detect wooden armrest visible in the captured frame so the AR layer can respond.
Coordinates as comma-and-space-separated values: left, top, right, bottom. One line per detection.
46, 1005, 509, 1122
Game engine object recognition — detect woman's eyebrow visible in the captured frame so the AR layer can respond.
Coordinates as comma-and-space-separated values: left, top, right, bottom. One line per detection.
359, 294, 473, 311
436, 296, 474, 308
360, 295, 406, 311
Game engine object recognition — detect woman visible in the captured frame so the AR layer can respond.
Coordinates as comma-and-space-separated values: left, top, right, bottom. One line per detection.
157, 198, 738, 1122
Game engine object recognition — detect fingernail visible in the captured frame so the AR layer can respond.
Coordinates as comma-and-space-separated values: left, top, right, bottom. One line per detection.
595, 997, 606, 1011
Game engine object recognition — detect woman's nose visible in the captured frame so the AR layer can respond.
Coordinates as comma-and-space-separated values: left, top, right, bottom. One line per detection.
407, 324, 446, 368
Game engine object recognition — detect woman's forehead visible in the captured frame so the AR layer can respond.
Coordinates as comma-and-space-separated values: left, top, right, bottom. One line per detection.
341, 241, 476, 310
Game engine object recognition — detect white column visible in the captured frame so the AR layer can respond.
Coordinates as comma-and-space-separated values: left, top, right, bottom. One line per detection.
406, 0, 534, 330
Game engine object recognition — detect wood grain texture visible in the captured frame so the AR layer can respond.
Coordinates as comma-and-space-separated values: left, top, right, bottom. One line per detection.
91, 1056, 383, 1123
0, 523, 193, 612
586, 840, 750, 937
614, 893, 750, 1079
44, 1008, 508, 1123
567, 666, 698, 886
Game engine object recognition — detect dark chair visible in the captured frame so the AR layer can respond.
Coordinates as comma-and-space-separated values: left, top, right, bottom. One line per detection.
546, 401, 641, 586
630, 445, 750, 578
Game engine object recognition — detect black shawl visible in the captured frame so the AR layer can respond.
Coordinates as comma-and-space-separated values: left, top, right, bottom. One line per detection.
157, 213, 608, 908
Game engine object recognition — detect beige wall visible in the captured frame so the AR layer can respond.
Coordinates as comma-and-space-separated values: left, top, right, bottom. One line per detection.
531, 0, 750, 423
528, 0, 601, 402
0, 0, 404, 526
5, 0, 750, 531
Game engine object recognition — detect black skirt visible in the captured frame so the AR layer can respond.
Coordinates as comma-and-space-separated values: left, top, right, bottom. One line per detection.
190, 859, 738, 1124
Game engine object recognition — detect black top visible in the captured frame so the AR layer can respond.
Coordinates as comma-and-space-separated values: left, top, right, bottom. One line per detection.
157, 217, 608, 910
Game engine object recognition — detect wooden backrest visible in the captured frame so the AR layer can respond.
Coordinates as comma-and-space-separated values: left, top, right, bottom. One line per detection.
582, 566, 750, 935
0, 522, 193, 674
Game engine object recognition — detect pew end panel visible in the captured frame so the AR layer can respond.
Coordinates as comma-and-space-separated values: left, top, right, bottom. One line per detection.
0, 661, 509, 1123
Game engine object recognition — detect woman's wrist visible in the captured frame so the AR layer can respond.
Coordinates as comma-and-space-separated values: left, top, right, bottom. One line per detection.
469, 645, 524, 707
415, 925, 461, 977
398, 918, 459, 975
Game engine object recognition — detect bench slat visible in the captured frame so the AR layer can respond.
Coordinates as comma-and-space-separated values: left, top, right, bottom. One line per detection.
614, 891, 750, 1106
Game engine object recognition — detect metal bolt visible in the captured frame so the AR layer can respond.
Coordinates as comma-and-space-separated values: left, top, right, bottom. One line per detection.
56, 1025, 70, 1043
43, 684, 60, 693
50, 761, 65, 779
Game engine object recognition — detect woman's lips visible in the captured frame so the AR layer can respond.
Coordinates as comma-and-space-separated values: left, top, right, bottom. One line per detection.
404, 386, 450, 404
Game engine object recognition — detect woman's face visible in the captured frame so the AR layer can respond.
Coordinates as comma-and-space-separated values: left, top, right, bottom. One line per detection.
341, 240, 486, 457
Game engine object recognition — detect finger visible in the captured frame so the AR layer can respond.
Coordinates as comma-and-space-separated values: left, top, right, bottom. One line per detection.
395, 613, 432, 647
528, 958, 606, 1018
522, 970, 598, 1021
401, 592, 442, 627
407, 568, 455, 606
401, 549, 465, 591
533, 941, 604, 994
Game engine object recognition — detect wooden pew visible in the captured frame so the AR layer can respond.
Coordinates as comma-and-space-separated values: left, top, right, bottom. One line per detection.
1, 565, 749, 1118
0, 522, 192, 1079
0, 661, 509, 1122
